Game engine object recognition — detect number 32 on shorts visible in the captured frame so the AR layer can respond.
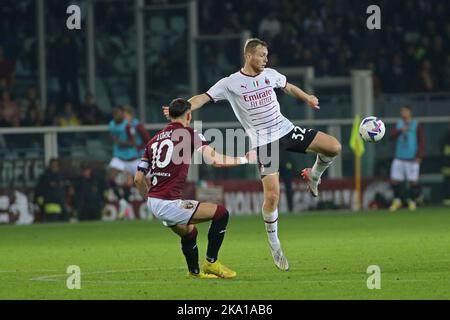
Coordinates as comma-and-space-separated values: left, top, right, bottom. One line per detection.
291, 126, 308, 141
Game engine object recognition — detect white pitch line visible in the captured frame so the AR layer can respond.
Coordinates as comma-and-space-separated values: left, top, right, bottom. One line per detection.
30, 267, 184, 282
0, 269, 60, 273
28, 267, 431, 286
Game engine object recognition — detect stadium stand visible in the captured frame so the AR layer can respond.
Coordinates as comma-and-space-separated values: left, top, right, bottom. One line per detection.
1, 0, 450, 128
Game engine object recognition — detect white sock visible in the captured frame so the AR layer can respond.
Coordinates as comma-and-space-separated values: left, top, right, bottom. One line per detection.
311, 154, 335, 180
262, 208, 280, 251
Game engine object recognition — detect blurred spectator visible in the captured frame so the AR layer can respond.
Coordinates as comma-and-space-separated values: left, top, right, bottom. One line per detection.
0, 188, 19, 224
430, 35, 445, 90
2, 0, 450, 107
445, 23, 450, 52
0, 107, 7, 127
0, 188, 33, 225
201, 54, 223, 88
195, 0, 450, 93
316, 57, 331, 77
50, 32, 80, 107
20, 86, 40, 111
22, 86, 40, 109
56, 102, 80, 127
1, 90, 20, 127
21, 105, 44, 127
303, 9, 324, 34
0, 47, 14, 90
34, 158, 67, 222
79, 93, 106, 125
150, 56, 171, 91
43, 103, 58, 126
72, 162, 107, 221
384, 54, 407, 93
442, 55, 450, 91
404, 45, 420, 82
414, 59, 434, 92
65, 183, 77, 222
20, 86, 41, 124
367, 62, 382, 97
95, 26, 124, 107
258, 13, 282, 40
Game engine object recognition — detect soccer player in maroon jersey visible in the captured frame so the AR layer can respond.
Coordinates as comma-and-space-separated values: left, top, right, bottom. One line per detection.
134, 98, 256, 279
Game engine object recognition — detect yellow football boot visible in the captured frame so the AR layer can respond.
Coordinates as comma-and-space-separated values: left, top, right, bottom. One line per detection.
202, 260, 237, 279
187, 271, 219, 279
408, 200, 417, 211
389, 199, 402, 212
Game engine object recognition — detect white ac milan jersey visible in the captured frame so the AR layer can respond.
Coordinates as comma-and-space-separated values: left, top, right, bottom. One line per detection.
206, 68, 294, 148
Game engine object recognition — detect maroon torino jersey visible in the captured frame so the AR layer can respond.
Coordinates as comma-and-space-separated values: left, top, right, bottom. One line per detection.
143, 122, 208, 200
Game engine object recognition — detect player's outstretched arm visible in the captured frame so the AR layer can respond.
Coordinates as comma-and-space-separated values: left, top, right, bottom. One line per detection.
188, 94, 211, 111
162, 94, 211, 120
200, 146, 257, 168
283, 82, 320, 109
134, 168, 149, 199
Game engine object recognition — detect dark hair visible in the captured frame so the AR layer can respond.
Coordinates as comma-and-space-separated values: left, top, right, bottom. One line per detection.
244, 38, 268, 54
169, 98, 191, 118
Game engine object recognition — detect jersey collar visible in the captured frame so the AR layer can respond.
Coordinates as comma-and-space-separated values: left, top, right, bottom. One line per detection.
169, 121, 185, 128
240, 68, 262, 77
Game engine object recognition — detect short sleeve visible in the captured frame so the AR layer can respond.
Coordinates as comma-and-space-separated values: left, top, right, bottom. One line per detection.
142, 142, 151, 160
270, 68, 287, 89
206, 77, 229, 102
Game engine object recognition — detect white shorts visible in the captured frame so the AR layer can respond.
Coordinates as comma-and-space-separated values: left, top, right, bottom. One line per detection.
390, 159, 420, 182
147, 197, 200, 227
109, 157, 140, 175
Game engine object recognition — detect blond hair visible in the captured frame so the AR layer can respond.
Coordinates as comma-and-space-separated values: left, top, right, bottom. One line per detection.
244, 38, 268, 54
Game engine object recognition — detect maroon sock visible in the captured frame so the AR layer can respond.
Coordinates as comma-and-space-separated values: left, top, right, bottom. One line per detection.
181, 227, 199, 274
206, 205, 229, 263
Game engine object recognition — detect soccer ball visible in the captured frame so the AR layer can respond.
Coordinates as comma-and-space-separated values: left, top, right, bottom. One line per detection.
359, 116, 385, 142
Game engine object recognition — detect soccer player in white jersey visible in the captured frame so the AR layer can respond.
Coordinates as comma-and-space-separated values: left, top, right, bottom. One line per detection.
163, 38, 341, 271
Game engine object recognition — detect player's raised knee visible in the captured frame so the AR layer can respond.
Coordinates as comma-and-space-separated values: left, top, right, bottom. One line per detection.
213, 205, 229, 221
325, 137, 341, 157
332, 139, 342, 156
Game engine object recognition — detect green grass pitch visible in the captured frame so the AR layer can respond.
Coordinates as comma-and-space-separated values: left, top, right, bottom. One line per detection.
1, 208, 450, 299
